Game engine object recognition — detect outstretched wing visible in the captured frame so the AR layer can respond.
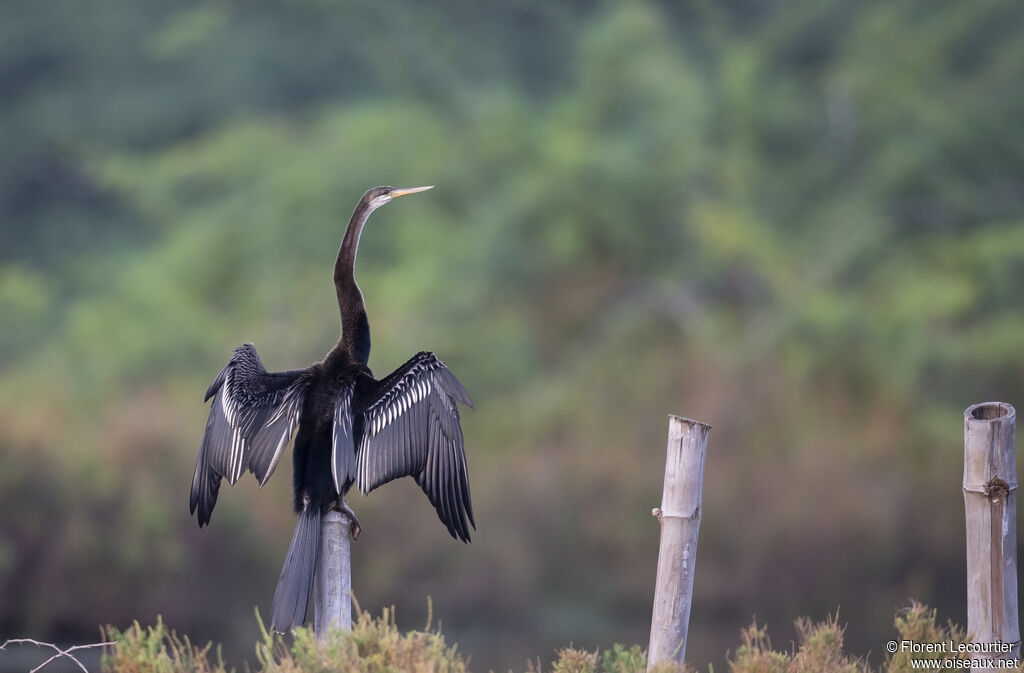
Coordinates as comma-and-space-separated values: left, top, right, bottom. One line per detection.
344, 351, 475, 542
190, 343, 309, 527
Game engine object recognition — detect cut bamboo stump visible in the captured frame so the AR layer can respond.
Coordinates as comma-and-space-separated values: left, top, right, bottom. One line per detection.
647, 414, 711, 670
314, 509, 352, 644
963, 402, 1019, 670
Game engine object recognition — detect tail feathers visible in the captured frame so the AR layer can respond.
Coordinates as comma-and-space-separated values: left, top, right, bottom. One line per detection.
270, 503, 321, 632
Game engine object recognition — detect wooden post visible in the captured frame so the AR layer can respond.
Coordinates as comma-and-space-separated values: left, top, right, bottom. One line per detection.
648, 414, 711, 670
314, 509, 352, 643
963, 402, 1019, 669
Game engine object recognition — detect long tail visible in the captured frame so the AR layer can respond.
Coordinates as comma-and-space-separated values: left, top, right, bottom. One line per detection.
270, 500, 321, 632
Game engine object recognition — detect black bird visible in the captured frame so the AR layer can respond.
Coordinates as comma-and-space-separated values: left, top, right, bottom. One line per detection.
189, 185, 474, 632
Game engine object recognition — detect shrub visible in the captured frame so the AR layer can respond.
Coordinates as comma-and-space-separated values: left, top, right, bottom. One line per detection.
102, 617, 229, 673
99, 603, 1020, 673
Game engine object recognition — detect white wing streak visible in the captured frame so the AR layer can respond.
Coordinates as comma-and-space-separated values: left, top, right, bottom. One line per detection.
190, 343, 308, 527
332, 351, 474, 542
331, 380, 356, 494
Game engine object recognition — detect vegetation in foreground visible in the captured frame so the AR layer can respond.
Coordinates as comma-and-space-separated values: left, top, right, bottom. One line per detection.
99, 602, 1019, 673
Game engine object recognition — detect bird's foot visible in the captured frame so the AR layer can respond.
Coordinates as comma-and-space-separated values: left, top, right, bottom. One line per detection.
337, 498, 362, 541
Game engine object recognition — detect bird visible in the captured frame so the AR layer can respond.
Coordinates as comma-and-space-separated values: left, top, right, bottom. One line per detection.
188, 185, 474, 633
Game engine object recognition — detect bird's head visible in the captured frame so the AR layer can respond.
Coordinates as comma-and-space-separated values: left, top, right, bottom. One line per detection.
362, 185, 434, 213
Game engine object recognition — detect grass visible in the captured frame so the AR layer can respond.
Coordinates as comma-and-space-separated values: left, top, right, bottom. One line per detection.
99, 602, 1020, 673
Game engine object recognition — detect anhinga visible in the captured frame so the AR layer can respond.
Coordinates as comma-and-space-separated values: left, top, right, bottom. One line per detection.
189, 185, 474, 632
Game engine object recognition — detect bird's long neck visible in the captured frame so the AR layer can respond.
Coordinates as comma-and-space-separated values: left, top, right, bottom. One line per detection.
334, 199, 374, 365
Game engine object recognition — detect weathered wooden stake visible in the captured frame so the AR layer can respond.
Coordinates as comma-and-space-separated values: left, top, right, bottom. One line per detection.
314, 509, 352, 643
963, 402, 1019, 669
648, 414, 711, 670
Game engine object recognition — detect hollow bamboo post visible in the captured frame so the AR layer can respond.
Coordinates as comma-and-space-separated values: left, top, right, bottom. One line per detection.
314, 509, 352, 643
647, 414, 711, 670
963, 402, 1019, 668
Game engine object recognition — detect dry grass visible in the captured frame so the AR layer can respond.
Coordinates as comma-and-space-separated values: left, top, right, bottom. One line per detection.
102, 617, 228, 673
98, 603, 1020, 673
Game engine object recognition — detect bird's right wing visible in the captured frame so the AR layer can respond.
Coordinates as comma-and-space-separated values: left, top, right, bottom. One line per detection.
190, 343, 309, 527
344, 351, 475, 542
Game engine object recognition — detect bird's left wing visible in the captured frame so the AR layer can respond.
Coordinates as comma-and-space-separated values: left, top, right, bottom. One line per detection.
343, 351, 475, 542
190, 343, 309, 527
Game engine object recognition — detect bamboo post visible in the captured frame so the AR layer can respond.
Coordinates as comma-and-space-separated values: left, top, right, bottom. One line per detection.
963, 402, 1019, 669
314, 509, 352, 643
647, 414, 711, 670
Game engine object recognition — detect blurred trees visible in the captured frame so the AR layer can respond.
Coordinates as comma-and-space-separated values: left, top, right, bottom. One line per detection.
1, 0, 1022, 671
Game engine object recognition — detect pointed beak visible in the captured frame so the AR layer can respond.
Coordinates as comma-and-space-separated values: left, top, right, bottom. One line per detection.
390, 185, 434, 199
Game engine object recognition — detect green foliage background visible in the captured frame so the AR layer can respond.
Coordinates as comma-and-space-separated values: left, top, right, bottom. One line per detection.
1, 0, 1023, 671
